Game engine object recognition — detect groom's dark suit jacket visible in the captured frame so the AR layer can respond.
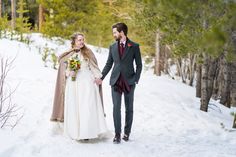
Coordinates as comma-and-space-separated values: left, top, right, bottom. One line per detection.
101, 39, 142, 85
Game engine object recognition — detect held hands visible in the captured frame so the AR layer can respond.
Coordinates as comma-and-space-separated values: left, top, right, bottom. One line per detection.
94, 78, 102, 85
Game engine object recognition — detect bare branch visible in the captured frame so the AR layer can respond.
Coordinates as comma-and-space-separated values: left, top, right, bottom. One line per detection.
0, 55, 23, 129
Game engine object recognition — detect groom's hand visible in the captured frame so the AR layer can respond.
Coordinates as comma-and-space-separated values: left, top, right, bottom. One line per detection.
94, 78, 102, 85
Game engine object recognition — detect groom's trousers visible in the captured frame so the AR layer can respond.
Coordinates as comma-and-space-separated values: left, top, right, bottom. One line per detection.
111, 84, 136, 135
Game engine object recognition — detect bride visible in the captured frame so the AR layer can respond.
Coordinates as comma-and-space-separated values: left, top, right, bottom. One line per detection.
51, 32, 108, 140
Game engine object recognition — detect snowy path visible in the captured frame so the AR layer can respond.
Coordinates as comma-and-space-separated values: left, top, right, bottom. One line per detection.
0, 35, 236, 157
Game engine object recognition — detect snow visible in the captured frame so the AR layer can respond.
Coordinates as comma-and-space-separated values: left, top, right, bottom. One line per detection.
0, 33, 236, 157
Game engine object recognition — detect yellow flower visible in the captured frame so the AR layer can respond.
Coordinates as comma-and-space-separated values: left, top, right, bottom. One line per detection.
67, 55, 81, 81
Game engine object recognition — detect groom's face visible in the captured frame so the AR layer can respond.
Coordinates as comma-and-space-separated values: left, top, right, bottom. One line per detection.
112, 28, 122, 41
75, 35, 85, 49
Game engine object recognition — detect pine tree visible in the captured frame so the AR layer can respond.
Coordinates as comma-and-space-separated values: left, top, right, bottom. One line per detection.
15, 0, 31, 41
86, 1, 117, 47
137, 0, 236, 115
38, 0, 94, 38
37, 0, 141, 47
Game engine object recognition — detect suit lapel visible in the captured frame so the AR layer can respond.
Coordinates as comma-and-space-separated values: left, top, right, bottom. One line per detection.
113, 42, 120, 62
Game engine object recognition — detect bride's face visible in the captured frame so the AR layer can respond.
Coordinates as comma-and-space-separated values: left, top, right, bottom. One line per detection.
74, 35, 85, 49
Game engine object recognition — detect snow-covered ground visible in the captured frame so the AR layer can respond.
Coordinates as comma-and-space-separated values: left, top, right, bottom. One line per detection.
0, 34, 235, 157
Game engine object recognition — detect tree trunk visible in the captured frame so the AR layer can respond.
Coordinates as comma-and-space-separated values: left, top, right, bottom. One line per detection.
176, 58, 181, 77
39, 4, 45, 32
207, 57, 218, 104
233, 115, 236, 128
196, 63, 202, 98
11, 0, 16, 30
182, 58, 188, 83
163, 45, 170, 75
176, 58, 186, 83
154, 31, 161, 76
188, 53, 196, 86
200, 53, 209, 112
220, 56, 231, 107
212, 54, 222, 100
231, 63, 236, 106
231, 31, 236, 128
212, 74, 220, 100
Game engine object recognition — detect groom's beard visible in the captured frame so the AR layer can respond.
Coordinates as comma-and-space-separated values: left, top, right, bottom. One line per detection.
114, 34, 122, 41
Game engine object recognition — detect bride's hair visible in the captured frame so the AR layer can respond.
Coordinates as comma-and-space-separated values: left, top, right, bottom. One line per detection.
71, 32, 92, 61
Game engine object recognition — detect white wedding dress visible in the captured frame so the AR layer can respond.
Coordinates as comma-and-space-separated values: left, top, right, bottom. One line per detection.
64, 52, 108, 140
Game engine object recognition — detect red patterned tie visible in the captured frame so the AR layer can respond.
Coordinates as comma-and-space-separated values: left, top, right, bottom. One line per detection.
120, 43, 125, 57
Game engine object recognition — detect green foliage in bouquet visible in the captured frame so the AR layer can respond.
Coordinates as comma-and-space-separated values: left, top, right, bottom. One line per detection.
15, 0, 32, 42
67, 54, 81, 81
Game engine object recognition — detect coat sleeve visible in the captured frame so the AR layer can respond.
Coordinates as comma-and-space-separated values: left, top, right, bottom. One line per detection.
134, 44, 142, 83
89, 49, 103, 78
101, 46, 113, 80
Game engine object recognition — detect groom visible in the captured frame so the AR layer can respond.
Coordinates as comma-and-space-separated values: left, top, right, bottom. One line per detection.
96, 22, 142, 143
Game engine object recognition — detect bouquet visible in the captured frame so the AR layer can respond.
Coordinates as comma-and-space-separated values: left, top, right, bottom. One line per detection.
66, 54, 81, 81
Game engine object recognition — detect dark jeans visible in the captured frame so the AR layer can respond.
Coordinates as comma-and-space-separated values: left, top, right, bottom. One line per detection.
111, 84, 136, 135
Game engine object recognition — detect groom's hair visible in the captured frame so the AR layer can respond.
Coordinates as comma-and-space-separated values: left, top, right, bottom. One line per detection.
112, 22, 128, 36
